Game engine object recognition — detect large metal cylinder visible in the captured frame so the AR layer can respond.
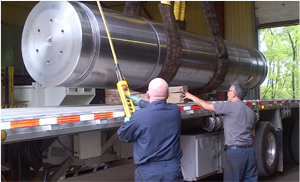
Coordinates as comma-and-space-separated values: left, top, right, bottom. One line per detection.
22, 1, 267, 92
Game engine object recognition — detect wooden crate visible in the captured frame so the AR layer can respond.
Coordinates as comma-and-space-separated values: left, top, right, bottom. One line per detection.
105, 86, 188, 105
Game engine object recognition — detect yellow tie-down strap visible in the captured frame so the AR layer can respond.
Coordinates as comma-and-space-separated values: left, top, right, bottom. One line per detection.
117, 80, 136, 117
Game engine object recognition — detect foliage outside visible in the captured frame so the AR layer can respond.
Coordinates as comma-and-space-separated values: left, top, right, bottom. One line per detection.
259, 25, 300, 100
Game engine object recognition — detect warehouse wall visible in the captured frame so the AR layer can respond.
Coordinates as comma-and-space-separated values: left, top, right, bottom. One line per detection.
1, 24, 25, 75
1, 1, 37, 26
182, 2, 211, 36
1, 1, 37, 75
225, 1, 255, 48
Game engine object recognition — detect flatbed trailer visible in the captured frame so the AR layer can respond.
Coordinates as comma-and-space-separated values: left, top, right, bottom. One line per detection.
1, 99, 299, 181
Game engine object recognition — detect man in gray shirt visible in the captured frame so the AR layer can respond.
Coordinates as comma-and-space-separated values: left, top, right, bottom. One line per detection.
183, 81, 258, 182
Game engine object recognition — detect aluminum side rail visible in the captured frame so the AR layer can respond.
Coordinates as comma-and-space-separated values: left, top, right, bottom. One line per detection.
1, 99, 299, 144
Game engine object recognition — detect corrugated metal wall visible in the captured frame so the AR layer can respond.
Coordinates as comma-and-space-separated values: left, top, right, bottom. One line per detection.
184, 2, 210, 36
1, 1, 38, 27
224, 1, 255, 48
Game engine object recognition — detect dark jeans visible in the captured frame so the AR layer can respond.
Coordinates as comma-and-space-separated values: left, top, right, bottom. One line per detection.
135, 159, 183, 182
224, 147, 258, 182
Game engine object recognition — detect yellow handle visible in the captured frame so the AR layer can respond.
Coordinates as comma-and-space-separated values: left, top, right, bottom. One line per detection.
117, 80, 135, 117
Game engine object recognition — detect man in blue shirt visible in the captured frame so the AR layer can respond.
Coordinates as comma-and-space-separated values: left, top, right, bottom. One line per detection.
118, 78, 183, 182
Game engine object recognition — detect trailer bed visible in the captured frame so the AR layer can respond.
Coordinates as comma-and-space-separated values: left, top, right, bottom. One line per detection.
1, 99, 299, 144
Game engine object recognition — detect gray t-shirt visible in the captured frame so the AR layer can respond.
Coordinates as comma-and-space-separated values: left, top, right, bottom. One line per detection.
213, 101, 256, 146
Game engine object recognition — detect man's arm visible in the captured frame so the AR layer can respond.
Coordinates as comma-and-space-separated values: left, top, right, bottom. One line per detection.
183, 91, 215, 111
139, 100, 150, 108
252, 130, 255, 138
118, 119, 139, 143
126, 95, 149, 108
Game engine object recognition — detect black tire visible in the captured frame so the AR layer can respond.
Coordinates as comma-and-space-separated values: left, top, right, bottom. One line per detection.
291, 120, 299, 163
254, 121, 279, 176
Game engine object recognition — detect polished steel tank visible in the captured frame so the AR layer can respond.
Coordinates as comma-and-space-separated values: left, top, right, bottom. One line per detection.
22, 1, 267, 92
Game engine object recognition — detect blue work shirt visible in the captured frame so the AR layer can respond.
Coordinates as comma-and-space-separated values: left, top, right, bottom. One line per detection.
118, 100, 183, 165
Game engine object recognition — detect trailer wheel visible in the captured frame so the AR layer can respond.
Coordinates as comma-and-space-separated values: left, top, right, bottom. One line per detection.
291, 121, 299, 163
254, 121, 279, 176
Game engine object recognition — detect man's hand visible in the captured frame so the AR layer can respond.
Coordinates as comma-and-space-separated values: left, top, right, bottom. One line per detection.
126, 95, 141, 106
182, 91, 194, 100
182, 91, 215, 111
124, 117, 130, 123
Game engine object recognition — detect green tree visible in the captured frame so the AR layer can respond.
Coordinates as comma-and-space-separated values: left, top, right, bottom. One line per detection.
259, 25, 299, 100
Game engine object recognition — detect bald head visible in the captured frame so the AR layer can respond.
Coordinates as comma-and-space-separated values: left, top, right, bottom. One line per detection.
147, 78, 169, 102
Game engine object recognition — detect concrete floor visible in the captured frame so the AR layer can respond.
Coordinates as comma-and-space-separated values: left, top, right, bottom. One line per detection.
59, 159, 299, 182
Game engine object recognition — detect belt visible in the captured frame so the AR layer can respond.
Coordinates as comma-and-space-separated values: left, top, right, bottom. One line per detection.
137, 158, 181, 166
224, 145, 253, 151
